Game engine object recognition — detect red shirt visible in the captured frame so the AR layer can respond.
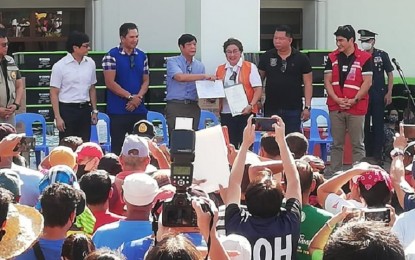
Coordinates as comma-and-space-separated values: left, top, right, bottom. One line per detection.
92, 209, 125, 232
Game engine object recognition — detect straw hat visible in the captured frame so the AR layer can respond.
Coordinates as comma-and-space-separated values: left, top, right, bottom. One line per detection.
0, 204, 44, 259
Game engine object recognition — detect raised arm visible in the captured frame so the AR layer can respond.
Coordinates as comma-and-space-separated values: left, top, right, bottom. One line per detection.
225, 116, 255, 206
273, 115, 301, 203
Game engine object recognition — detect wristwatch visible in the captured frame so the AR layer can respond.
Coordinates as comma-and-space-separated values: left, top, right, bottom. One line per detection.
92, 109, 99, 114
304, 106, 311, 110
390, 148, 404, 158
354, 97, 360, 104
13, 102, 20, 110
127, 95, 134, 101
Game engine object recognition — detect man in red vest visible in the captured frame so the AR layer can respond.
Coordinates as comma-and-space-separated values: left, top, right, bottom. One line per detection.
324, 25, 373, 176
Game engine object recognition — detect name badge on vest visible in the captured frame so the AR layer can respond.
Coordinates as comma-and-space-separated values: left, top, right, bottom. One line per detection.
342, 65, 349, 72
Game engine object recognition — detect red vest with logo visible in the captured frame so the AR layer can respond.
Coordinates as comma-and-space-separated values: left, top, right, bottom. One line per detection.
326, 44, 372, 115
216, 61, 258, 113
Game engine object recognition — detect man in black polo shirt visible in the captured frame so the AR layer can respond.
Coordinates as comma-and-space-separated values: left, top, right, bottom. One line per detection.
258, 25, 313, 134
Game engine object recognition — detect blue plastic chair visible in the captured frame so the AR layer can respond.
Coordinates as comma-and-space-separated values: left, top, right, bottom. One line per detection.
198, 110, 220, 130
253, 131, 262, 154
308, 108, 333, 162
15, 113, 49, 165
90, 112, 111, 153
147, 110, 169, 146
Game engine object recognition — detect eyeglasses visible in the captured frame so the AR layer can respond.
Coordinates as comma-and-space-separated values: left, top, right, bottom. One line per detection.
0, 42, 9, 48
129, 55, 135, 69
338, 25, 352, 32
281, 60, 287, 73
186, 64, 192, 74
229, 71, 237, 83
226, 49, 240, 55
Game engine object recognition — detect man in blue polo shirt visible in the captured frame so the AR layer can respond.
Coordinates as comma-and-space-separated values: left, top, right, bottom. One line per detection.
102, 23, 149, 154
165, 34, 215, 138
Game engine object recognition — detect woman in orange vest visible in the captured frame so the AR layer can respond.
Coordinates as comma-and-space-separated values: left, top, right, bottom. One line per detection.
216, 38, 262, 148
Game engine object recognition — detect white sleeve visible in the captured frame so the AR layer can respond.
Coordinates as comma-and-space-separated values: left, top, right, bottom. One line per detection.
50, 62, 62, 89
89, 58, 97, 85
324, 193, 356, 215
249, 63, 262, 88
391, 213, 407, 248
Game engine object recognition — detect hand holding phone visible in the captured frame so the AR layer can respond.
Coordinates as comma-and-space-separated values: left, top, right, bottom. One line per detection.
251, 117, 277, 132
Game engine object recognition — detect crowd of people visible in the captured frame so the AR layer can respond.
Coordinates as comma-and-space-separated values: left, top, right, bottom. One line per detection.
0, 20, 411, 260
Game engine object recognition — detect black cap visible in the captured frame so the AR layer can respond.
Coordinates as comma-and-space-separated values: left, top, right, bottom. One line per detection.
133, 120, 156, 139
334, 25, 356, 41
358, 29, 377, 41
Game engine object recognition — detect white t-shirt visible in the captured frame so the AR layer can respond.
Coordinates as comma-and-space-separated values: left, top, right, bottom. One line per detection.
50, 53, 97, 103
11, 163, 43, 207
392, 208, 415, 251
216, 58, 262, 114
324, 193, 364, 215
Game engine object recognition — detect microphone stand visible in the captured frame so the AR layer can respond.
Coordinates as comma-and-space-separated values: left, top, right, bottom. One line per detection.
395, 64, 415, 108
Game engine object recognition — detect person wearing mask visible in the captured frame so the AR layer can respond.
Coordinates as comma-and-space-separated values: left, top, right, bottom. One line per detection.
216, 38, 262, 148
0, 28, 23, 125
50, 31, 98, 142
324, 25, 373, 176
258, 25, 313, 134
358, 29, 394, 165
165, 34, 216, 138
102, 23, 149, 154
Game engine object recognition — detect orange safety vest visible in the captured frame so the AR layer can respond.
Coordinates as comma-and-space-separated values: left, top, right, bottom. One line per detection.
326, 44, 372, 115
216, 61, 258, 114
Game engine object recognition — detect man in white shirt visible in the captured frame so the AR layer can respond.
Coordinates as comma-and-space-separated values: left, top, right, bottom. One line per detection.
50, 31, 98, 142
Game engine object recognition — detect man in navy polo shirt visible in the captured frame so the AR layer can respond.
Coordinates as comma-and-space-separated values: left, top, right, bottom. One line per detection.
165, 34, 215, 138
102, 23, 149, 155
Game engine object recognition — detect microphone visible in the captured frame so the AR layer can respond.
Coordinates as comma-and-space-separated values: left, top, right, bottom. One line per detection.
392, 58, 401, 71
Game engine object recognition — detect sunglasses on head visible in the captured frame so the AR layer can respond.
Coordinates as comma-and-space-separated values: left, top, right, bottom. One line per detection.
129, 55, 135, 69
281, 60, 287, 73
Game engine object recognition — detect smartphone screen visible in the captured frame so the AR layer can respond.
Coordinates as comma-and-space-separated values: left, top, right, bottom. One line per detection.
252, 117, 277, 131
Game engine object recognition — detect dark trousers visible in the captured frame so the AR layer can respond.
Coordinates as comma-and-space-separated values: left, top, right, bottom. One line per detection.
264, 108, 302, 134
59, 103, 91, 142
364, 99, 385, 160
220, 113, 251, 148
109, 113, 147, 155
165, 102, 200, 140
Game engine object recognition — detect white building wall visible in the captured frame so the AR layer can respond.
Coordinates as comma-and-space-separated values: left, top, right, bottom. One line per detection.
323, 0, 415, 76
96, 0, 186, 53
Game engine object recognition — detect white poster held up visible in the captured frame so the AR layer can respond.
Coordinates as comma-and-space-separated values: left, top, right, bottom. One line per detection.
193, 125, 230, 193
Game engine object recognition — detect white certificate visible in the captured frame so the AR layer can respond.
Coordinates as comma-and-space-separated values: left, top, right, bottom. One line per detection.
224, 84, 248, 116
196, 80, 226, 98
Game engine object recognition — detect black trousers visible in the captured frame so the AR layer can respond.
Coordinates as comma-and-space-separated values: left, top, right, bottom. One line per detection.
364, 98, 385, 160
59, 103, 91, 142
109, 113, 147, 155
165, 102, 200, 140
220, 113, 251, 148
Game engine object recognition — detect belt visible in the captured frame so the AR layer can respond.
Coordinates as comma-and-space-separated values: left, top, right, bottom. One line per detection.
59, 102, 91, 109
167, 99, 198, 105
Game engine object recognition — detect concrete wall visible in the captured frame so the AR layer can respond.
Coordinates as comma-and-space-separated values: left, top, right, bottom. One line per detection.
197, 0, 260, 73
95, 0, 186, 52
324, 0, 415, 76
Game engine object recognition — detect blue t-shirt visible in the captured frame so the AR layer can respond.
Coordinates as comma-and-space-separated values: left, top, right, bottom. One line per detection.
93, 220, 152, 250
16, 238, 65, 260
121, 233, 205, 260
225, 198, 301, 260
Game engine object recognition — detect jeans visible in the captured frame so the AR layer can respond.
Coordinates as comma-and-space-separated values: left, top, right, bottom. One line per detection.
264, 108, 302, 134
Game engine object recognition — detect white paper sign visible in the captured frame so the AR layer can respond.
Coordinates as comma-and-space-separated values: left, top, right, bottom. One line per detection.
193, 125, 230, 193
196, 80, 226, 98
224, 84, 248, 117
175, 117, 193, 130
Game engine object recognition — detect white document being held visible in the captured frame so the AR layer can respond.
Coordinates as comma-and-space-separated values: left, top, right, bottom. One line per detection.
196, 80, 225, 98
224, 84, 248, 117
193, 125, 230, 193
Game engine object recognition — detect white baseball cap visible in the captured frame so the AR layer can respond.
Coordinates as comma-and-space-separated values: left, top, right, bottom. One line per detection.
122, 173, 158, 206
121, 135, 149, 158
